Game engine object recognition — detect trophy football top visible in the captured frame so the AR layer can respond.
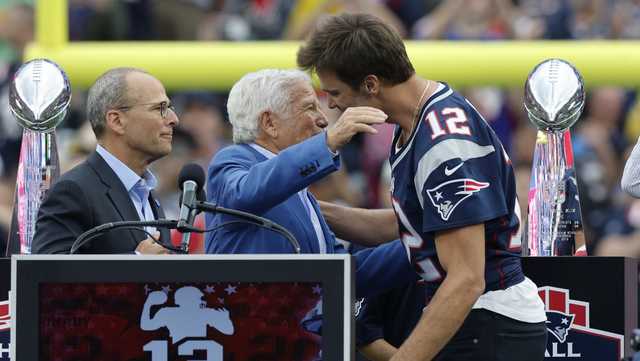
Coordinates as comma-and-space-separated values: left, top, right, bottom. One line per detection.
524, 58, 585, 132
9, 58, 71, 133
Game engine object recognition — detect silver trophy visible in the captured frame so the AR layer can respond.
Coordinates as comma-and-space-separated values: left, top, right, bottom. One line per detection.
523, 59, 586, 256
5, 59, 70, 255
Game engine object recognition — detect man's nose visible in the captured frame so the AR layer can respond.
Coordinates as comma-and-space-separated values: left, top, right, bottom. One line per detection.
168, 110, 179, 127
316, 109, 329, 128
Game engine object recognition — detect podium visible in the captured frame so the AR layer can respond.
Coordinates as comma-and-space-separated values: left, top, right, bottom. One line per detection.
3, 256, 639, 361
10, 255, 354, 361
522, 257, 638, 360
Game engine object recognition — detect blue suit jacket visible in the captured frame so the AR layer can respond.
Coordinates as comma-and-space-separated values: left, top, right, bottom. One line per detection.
205, 133, 415, 297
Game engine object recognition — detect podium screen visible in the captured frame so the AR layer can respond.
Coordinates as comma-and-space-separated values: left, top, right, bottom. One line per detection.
13, 255, 353, 361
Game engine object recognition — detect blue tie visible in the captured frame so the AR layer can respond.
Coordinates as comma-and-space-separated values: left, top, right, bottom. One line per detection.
133, 179, 150, 219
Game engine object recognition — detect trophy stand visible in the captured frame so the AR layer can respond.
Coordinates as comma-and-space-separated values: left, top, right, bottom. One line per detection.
523, 59, 586, 256
4, 59, 70, 255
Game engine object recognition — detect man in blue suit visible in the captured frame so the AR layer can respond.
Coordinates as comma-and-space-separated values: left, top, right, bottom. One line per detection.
205, 69, 414, 298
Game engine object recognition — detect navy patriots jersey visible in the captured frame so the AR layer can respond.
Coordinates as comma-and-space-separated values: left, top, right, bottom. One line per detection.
389, 83, 524, 298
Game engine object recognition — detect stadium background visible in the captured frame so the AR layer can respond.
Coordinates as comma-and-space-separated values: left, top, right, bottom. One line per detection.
1, 0, 639, 258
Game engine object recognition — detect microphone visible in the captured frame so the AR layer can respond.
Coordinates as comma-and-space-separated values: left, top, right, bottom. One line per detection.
177, 163, 206, 252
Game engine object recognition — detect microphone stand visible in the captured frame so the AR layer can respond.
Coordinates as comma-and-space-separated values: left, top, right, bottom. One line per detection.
69, 203, 302, 255
71, 220, 181, 254
189, 200, 302, 254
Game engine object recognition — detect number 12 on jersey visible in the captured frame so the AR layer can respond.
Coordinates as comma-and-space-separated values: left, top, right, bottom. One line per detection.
425, 107, 471, 139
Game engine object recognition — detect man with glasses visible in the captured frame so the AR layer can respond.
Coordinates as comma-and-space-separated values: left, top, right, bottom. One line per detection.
32, 67, 178, 254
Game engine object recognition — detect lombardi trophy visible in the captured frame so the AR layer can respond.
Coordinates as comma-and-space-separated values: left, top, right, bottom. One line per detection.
5, 59, 70, 255
523, 59, 586, 256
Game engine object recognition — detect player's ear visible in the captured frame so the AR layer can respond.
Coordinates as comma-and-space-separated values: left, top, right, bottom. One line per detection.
362, 75, 380, 96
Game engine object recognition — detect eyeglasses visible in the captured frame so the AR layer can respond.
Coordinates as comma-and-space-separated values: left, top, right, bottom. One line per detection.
116, 101, 175, 119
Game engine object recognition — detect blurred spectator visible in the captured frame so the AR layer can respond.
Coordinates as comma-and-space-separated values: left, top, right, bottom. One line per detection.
153, 0, 223, 40
0, 3, 34, 248
175, 93, 230, 169
0, 3, 33, 59
612, 0, 640, 39
577, 88, 627, 190
503, 88, 538, 165
283, 0, 407, 40
216, 0, 294, 40
510, 0, 568, 39
596, 231, 640, 257
514, 165, 532, 226
570, 0, 611, 39
464, 87, 515, 153
69, 0, 154, 41
510, 125, 538, 166
624, 92, 640, 144
385, 0, 440, 32
58, 121, 97, 173
412, 0, 513, 40
573, 87, 629, 246
0, 3, 34, 146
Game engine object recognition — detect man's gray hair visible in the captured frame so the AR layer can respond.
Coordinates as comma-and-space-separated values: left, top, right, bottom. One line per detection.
227, 69, 311, 144
86, 67, 148, 138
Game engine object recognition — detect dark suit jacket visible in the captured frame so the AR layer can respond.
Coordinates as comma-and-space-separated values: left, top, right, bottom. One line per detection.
32, 151, 171, 254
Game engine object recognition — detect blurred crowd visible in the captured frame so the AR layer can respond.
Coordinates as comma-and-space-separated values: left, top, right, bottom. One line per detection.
1, 0, 640, 256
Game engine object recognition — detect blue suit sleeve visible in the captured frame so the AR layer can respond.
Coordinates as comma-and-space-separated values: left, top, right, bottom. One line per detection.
352, 240, 417, 298
209, 133, 340, 214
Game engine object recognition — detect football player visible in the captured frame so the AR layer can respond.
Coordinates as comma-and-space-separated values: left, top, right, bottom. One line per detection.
298, 13, 547, 361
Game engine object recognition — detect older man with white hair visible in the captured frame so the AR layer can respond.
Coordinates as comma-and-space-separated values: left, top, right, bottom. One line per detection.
205, 69, 414, 298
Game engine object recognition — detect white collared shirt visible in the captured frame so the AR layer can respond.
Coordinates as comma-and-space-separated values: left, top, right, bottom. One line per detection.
249, 143, 327, 253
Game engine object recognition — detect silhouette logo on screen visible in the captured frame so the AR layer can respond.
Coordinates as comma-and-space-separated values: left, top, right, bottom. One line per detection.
141, 286, 234, 360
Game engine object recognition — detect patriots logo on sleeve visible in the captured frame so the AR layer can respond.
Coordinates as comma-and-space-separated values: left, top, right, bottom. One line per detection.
426, 178, 489, 221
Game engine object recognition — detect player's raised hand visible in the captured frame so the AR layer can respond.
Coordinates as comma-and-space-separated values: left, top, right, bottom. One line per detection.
326, 106, 387, 152
147, 290, 168, 305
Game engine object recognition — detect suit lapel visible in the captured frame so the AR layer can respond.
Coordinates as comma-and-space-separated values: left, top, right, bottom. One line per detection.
87, 152, 141, 248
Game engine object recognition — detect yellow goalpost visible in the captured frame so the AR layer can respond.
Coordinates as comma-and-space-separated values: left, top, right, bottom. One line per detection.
26, 0, 640, 90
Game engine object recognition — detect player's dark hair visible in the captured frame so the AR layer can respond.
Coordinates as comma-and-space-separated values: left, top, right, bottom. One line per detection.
297, 13, 414, 90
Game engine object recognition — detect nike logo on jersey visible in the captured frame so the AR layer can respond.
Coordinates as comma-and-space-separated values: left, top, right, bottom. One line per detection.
444, 162, 464, 176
